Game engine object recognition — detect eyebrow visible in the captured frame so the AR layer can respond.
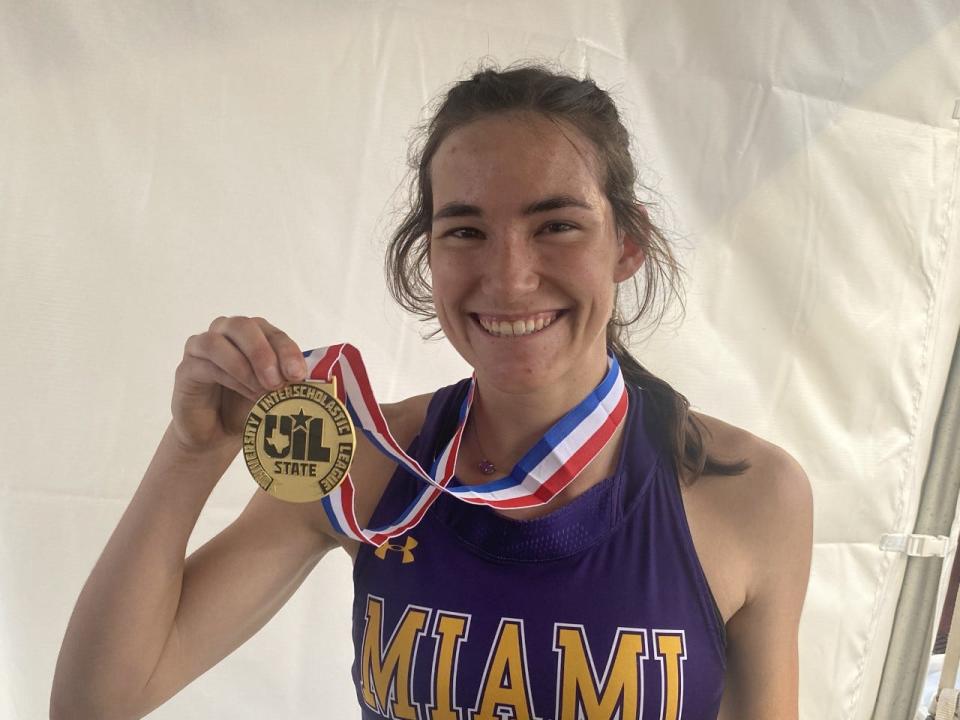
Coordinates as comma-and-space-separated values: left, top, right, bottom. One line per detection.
431, 194, 595, 222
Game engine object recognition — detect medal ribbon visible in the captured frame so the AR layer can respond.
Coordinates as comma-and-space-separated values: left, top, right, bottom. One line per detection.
305, 343, 628, 546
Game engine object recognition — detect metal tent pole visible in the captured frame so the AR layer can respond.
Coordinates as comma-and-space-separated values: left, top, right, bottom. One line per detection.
872, 326, 960, 720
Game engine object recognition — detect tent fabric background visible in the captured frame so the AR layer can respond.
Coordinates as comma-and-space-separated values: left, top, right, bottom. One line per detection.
2, 2, 959, 718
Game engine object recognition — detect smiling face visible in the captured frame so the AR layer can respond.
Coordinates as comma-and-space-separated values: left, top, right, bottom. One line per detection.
428, 111, 644, 397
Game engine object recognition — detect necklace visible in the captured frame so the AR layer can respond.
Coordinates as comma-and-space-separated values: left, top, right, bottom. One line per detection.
470, 412, 497, 475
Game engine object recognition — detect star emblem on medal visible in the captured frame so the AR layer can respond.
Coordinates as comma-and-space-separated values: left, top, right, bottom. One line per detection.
291, 408, 311, 429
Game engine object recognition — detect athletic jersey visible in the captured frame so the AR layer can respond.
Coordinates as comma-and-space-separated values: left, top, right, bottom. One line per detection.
350, 379, 727, 719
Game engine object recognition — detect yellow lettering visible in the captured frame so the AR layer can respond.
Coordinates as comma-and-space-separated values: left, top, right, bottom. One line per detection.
654, 631, 686, 720
429, 612, 470, 720
472, 619, 536, 720
553, 624, 647, 720
359, 595, 430, 719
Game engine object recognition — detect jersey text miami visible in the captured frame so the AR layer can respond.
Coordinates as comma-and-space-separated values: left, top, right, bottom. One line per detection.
358, 592, 688, 719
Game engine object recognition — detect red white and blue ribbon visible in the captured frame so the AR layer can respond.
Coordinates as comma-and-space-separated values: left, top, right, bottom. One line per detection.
304, 343, 627, 546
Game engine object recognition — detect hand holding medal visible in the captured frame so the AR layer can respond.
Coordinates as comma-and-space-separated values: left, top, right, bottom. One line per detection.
170, 316, 311, 455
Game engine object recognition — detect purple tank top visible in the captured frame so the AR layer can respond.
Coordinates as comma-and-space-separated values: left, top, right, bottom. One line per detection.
350, 380, 726, 719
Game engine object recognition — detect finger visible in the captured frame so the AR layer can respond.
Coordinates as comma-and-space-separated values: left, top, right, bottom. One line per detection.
251, 317, 307, 381
184, 331, 263, 397
212, 317, 286, 390
177, 355, 260, 402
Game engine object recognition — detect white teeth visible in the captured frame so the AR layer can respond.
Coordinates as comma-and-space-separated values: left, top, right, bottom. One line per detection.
477, 312, 559, 337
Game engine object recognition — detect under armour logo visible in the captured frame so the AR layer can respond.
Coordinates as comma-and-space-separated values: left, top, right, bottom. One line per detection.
374, 536, 418, 564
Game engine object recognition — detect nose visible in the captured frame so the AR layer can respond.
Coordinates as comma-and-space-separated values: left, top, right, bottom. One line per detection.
481, 233, 540, 300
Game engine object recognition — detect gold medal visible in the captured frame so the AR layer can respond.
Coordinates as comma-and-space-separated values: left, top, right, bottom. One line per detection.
242, 378, 355, 503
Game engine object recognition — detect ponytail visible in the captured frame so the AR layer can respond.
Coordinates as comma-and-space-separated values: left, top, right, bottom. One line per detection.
608, 336, 751, 485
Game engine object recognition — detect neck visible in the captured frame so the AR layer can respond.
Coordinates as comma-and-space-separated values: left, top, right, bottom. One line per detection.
469, 351, 610, 468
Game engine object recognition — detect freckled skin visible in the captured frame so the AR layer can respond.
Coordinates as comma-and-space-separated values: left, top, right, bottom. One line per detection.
427, 111, 645, 405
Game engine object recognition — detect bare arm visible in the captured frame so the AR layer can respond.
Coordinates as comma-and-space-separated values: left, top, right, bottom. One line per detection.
718, 446, 814, 719
51, 425, 235, 718
134, 456, 340, 718
52, 424, 341, 720
51, 316, 340, 720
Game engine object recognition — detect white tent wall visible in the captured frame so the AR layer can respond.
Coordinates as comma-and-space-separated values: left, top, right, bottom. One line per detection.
2, 2, 959, 719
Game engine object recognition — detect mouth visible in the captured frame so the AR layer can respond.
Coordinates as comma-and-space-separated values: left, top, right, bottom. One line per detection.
470, 310, 566, 338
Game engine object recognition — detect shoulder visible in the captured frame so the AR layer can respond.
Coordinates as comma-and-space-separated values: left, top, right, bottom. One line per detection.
689, 411, 813, 604
353, 389, 436, 496
379, 391, 435, 444
689, 410, 810, 500
379, 380, 470, 458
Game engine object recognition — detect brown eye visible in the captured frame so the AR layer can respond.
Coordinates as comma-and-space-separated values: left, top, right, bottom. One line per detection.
447, 227, 482, 239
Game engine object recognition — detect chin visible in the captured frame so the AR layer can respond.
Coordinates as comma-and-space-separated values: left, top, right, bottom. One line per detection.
471, 351, 574, 393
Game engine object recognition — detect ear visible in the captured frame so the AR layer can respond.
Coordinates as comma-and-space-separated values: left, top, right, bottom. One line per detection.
613, 232, 646, 282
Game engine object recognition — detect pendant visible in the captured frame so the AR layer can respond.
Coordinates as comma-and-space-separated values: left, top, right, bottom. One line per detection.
477, 459, 497, 475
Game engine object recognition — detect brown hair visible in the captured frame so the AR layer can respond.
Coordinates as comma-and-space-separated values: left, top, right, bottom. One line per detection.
385, 60, 749, 484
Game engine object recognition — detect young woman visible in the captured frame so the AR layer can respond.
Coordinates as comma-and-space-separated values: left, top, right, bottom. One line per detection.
52, 64, 813, 719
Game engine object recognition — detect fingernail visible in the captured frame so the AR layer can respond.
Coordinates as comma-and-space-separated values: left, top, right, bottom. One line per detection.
265, 366, 282, 387
285, 359, 304, 378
